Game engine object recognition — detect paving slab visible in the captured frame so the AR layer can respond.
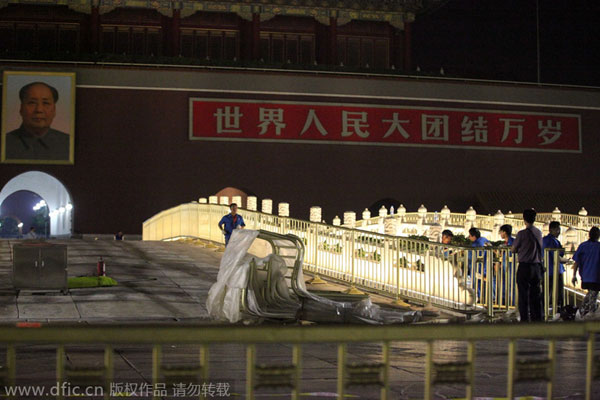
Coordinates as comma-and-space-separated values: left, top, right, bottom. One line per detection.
17, 294, 80, 320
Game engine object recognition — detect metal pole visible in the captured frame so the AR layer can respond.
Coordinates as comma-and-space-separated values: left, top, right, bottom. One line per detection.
104, 345, 113, 400
246, 344, 256, 400
466, 341, 475, 400
424, 341, 433, 400
152, 345, 162, 400
381, 341, 390, 400
552, 251, 559, 317
56, 345, 65, 400
507, 339, 516, 400
547, 339, 556, 399
487, 250, 493, 317
544, 249, 550, 320
292, 345, 302, 400
585, 334, 595, 400
337, 344, 346, 400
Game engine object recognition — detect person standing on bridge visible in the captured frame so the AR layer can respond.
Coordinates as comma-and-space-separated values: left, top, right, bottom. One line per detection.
218, 203, 245, 246
511, 209, 544, 322
495, 224, 515, 306
543, 221, 567, 313
572, 226, 600, 318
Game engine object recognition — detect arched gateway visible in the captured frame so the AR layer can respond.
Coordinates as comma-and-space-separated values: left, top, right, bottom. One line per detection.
0, 171, 73, 237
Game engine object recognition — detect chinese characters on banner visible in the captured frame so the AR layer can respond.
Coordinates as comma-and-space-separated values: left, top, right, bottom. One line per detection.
189, 99, 581, 152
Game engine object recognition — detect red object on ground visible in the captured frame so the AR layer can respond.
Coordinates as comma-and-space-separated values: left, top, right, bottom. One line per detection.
97, 257, 106, 276
16, 322, 42, 328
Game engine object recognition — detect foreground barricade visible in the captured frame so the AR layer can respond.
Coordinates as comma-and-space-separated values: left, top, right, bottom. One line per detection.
1, 322, 599, 399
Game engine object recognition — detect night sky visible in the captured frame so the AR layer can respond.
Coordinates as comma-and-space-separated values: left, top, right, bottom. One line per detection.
413, 0, 599, 86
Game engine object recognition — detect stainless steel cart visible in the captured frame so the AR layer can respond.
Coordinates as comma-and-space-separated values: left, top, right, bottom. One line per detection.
12, 242, 68, 294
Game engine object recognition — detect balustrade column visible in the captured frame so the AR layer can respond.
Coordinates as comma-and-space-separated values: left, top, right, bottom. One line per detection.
493, 210, 504, 241
251, 12, 260, 60
384, 217, 397, 236
362, 208, 371, 221
397, 204, 406, 223
310, 207, 322, 223
578, 207, 588, 245
247, 196, 257, 211
440, 205, 451, 228
90, 1, 100, 52
262, 199, 272, 214
278, 203, 290, 217
552, 207, 561, 222
465, 206, 477, 232
171, 6, 181, 56
343, 211, 356, 228
403, 20, 412, 71
328, 16, 337, 65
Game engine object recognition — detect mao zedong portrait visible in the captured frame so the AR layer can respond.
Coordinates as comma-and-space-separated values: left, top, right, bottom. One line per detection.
5, 81, 70, 161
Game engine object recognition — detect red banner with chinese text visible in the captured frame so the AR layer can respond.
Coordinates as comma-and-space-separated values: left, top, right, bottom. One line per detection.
189, 98, 581, 152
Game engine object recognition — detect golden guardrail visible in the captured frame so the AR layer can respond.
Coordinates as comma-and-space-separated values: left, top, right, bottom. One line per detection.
1, 322, 599, 400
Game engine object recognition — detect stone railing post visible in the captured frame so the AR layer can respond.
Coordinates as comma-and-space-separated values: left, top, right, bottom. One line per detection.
492, 210, 504, 241
565, 226, 579, 251
343, 211, 356, 228
362, 208, 371, 221
262, 199, 273, 214
310, 207, 322, 223
397, 204, 406, 223
440, 205, 451, 228
465, 206, 477, 232
378, 206, 388, 233
333, 216, 341, 226
415, 205, 427, 236
578, 207, 588, 245
384, 217, 398, 236
551, 207, 561, 222
247, 196, 257, 211
278, 202, 290, 217
378, 206, 388, 218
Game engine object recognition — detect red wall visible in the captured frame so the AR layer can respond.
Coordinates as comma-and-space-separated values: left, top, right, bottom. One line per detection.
1, 67, 599, 234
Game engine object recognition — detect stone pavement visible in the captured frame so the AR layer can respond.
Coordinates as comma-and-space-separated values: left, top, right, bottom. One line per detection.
0, 239, 595, 399
0, 239, 221, 323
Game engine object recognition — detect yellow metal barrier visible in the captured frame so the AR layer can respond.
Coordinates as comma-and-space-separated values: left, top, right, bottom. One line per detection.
1, 323, 599, 399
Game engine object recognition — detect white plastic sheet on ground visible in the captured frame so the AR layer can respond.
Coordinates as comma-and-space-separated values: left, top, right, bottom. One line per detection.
206, 229, 259, 322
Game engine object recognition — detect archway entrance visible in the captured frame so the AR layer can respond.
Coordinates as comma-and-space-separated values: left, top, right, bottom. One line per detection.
0, 171, 73, 237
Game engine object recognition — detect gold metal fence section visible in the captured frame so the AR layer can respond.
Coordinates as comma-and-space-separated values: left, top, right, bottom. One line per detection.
1, 323, 600, 400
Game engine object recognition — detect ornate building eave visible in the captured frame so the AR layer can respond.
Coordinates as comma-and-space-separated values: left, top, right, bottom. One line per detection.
0, 0, 446, 28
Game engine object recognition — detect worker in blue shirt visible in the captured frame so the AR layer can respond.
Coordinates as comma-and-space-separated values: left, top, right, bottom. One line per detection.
572, 226, 600, 318
218, 203, 245, 245
542, 221, 566, 312
497, 224, 515, 305
468, 227, 490, 302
